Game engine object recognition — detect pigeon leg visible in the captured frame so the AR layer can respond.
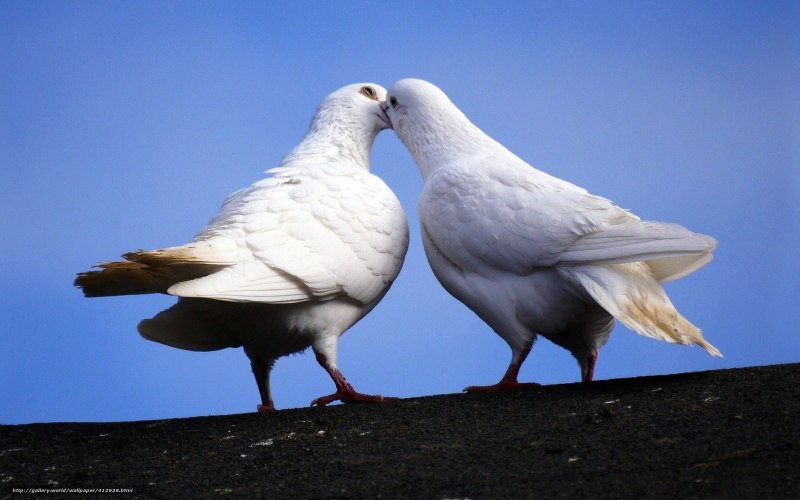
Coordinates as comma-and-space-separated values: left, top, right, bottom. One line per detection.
464, 341, 540, 392
310, 350, 398, 407
250, 356, 276, 413
582, 348, 599, 383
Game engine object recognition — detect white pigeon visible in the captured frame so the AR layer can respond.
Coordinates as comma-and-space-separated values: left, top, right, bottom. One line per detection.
76, 83, 409, 412
384, 78, 720, 391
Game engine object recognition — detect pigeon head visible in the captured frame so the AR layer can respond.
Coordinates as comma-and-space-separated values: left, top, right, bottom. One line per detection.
384, 79, 454, 140
385, 79, 495, 179
281, 83, 391, 170
321, 82, 392, 132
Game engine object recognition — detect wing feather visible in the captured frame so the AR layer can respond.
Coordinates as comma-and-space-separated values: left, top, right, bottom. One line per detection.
421, 155, 714, 282
168, 165, 409, 304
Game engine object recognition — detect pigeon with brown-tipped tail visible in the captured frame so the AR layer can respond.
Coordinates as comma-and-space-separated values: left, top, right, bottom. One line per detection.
76, 83, 409, 412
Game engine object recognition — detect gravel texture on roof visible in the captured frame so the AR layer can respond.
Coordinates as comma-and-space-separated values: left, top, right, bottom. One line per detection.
2, 363, 798, 499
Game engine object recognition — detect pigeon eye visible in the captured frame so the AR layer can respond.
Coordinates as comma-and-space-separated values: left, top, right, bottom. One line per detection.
360, 86, 377, 100
389, 96, 398, 108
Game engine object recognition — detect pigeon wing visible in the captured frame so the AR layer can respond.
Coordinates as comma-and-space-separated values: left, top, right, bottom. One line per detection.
419, 161, 617, 273
421, 157, 714, 281
559, 219, 717, 282
168, 166, 408, 304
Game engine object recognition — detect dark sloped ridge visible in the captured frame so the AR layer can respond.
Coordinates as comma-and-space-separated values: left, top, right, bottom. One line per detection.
2, 363, 798, 499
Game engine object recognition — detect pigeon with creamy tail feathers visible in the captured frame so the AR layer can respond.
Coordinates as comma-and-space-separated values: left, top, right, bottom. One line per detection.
384, 78, 720, 391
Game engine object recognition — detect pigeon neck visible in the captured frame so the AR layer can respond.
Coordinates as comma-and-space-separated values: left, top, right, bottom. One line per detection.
403, 108, 499, 181
280, 105, 375, 170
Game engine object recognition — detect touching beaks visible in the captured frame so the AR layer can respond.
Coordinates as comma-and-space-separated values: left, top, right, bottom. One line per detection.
379, 101, 393, 129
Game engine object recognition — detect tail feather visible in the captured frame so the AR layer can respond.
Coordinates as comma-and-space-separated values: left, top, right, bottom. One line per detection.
138, 298, 241, 351
561, 220, 717, 284
123, 243, 237, 267
75, 241, 237, 297
74, 259, 226, 298
646, 252, 714, 284
561, 263, 722, 357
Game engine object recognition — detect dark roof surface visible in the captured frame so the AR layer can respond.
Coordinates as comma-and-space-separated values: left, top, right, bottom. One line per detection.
2, 363, 798, 499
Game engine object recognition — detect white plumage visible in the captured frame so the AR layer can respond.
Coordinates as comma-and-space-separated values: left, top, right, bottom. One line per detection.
385, 78, 719, 390
76, 83, 409, 411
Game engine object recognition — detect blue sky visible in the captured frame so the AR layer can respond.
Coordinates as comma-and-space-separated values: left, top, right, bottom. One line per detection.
2, 1, 797, 424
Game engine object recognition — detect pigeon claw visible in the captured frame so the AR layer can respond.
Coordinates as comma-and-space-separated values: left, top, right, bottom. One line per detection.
311, 351, 398, 407
463, 381, 541, 393
310, 390, 399, 408
257, 402, 276, 413
464, 342, 539, 393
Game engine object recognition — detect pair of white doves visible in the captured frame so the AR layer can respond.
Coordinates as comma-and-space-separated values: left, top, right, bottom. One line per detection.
76, 79, 720, 412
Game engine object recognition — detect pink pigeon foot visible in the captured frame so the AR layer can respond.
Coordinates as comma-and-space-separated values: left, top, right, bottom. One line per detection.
311, 351, 398, 407
311, 388, 399, 407
464, 342, 539, 393
464, 379, 541, 393
257, 401, 276, 413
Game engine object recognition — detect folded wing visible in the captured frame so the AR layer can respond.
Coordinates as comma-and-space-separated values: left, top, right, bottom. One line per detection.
421, 158, 715, 282
166, 166, 408, 304
560, 219, 717, 282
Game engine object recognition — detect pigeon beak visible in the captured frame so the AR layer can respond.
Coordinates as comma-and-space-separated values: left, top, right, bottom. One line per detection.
379, 101, 393, 130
